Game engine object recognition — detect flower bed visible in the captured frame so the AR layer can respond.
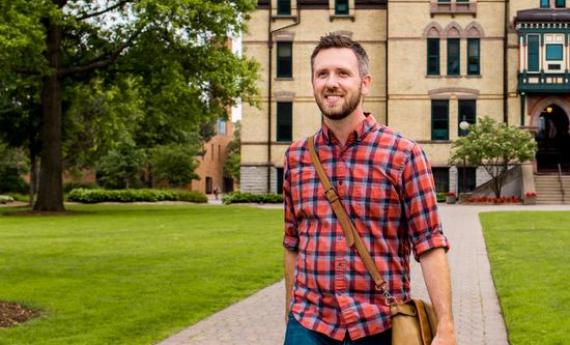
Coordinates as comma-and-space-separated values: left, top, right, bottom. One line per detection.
464, 195, 521, 204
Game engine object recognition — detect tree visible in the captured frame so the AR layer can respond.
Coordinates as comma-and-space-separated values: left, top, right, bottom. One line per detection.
150, 145, 200, 187
224, 121, 241, 181
0, 0, 258, 211
450, 116, 537, 198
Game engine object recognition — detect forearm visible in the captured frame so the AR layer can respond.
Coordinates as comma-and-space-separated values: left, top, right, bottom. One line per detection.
284, 248, 298, 318
419, 248, 455, 339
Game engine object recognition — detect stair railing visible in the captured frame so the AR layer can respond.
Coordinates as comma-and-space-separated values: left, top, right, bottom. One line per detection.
558, 163, 566, 203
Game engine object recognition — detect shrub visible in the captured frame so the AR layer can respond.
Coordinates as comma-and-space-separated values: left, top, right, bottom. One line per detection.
63, 182, 98, 193
67, 189, 207, 203
222, 191, 283, 205
7, 193, 29, 203
436, 192, 446, 203
0, 195, 15, 204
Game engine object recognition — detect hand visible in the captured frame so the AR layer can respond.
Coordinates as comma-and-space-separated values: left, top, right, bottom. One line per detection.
431, 321, 456, 345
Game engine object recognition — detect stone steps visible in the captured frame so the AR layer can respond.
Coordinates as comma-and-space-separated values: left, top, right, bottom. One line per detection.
534, 175, 570, 204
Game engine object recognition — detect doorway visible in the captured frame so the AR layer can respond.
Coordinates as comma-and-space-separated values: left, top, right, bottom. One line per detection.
536, 104, 570, 173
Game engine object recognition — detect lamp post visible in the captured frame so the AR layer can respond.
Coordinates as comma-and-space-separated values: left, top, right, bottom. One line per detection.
459, 119, 470, 197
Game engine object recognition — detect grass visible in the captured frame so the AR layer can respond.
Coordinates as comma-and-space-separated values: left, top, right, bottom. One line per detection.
0, 204, 284, 345
480, 211, 570, 345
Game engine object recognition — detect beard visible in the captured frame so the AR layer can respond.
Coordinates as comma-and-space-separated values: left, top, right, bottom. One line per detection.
315, 85, 362, 121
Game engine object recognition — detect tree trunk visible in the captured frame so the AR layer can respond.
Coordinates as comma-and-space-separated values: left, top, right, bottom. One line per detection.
493, 176, 501, 198
34, 18, 64, 212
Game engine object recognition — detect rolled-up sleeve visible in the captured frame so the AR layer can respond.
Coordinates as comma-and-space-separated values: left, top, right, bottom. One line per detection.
401, 144, 449, 261
283, 148, 299, 252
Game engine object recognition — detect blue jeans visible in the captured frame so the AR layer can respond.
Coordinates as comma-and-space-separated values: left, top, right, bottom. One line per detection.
284, 313, 391, 345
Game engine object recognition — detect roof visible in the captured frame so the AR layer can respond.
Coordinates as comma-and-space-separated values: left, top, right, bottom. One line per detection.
515, 9, 570, 23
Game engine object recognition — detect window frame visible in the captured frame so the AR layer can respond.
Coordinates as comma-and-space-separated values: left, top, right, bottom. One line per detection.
427, 38, 441, 76
457, 167, 476, 194
458, 100, 477, 137
447, 38, 460, 76
467, 38, 480, 76
277, 0, 291, 15
527, 35, 540, 72
276, 42, 293, 78
546, 44, 564, 61
431, 100, 450, 141
276, 101, 293, 142
335, 0, 349, 15
432, 167, 450, 194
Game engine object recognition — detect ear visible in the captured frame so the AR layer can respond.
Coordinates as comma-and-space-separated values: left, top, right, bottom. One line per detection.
361, 74, 372, 96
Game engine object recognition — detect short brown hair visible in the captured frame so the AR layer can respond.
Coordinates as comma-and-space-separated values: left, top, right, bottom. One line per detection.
310, 32, 369, 77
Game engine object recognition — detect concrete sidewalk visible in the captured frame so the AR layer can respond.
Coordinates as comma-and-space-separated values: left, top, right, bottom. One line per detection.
157, 204, 570, 345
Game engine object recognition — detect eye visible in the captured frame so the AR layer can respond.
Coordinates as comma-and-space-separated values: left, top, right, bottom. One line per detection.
339, 70, 349, 77
317, 71, 328, 78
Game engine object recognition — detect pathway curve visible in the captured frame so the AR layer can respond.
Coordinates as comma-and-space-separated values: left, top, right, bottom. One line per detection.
157, 204, 570, 345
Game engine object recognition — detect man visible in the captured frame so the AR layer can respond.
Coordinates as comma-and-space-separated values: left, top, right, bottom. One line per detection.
282, 33, 456, 345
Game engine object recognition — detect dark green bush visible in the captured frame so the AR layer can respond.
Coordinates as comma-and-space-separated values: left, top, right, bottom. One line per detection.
436, 192, 446, 203
67, 189, 207, 203
222, 191, 283, 205
0, 166, 28, 194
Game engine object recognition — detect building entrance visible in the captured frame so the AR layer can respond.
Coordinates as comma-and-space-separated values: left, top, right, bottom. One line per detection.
536, 104, 570, 173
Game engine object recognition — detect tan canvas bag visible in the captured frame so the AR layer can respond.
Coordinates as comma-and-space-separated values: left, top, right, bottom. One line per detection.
307, 136, 438, 345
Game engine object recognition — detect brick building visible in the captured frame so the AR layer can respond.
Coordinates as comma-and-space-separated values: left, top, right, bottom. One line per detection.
240, 0, 570, 201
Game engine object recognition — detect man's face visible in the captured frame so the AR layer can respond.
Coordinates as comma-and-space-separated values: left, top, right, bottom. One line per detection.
312, 48, 370, 121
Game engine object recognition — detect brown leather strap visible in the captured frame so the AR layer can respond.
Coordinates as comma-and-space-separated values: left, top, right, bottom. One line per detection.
307, 136, 387, 291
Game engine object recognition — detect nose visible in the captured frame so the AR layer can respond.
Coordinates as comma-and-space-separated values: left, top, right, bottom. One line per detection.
324, 73, 340, 88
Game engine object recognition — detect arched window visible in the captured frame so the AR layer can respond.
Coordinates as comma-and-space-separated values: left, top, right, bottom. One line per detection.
424, 23, 444, 76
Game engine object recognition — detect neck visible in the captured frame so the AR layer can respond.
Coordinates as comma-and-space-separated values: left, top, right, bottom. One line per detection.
323, 109, 366, 146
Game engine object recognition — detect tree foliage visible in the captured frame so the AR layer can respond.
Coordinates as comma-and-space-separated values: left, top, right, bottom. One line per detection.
150, 144, 200, 187
223, 121, 241, 181
450, 116, 537, 197
0, 0, 259, 211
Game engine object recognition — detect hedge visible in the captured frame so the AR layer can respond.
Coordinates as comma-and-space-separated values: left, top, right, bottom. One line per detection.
222, 192, 283, 205
67, 189, 207, 204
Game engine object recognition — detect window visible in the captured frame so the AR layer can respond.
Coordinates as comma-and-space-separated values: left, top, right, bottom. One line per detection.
467, 38, 480, 75
277, 102, 293, 142
556, 0, 566, 7
447, 39, 460, 76
277, 0, 291, 15
546, 44, 563, 60
335, 0, 349, 15
432, 100, 449, 140
458, 100, 476, 137
217, 119, 226, 135
432, 167, 450, 194
277, 42, 292, 78
527, 35, 540, 72
277, 168, 284, 194
427, 38, 440, 75
541, 0, 550, 7
206, 177, 213, 194
458, 167, 476, 194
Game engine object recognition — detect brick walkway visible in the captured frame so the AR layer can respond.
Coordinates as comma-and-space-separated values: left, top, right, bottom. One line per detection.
157, 204, 570, 345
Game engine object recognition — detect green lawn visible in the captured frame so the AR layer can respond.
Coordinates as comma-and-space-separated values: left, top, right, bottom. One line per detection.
0, 204, 283, 345
480, 211, 570, 345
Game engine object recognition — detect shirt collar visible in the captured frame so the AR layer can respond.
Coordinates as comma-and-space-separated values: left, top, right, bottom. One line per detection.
318, 113, 376, 146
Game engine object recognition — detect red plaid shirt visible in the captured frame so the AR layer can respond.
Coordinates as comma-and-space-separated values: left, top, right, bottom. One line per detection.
283, 114, 449, 341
